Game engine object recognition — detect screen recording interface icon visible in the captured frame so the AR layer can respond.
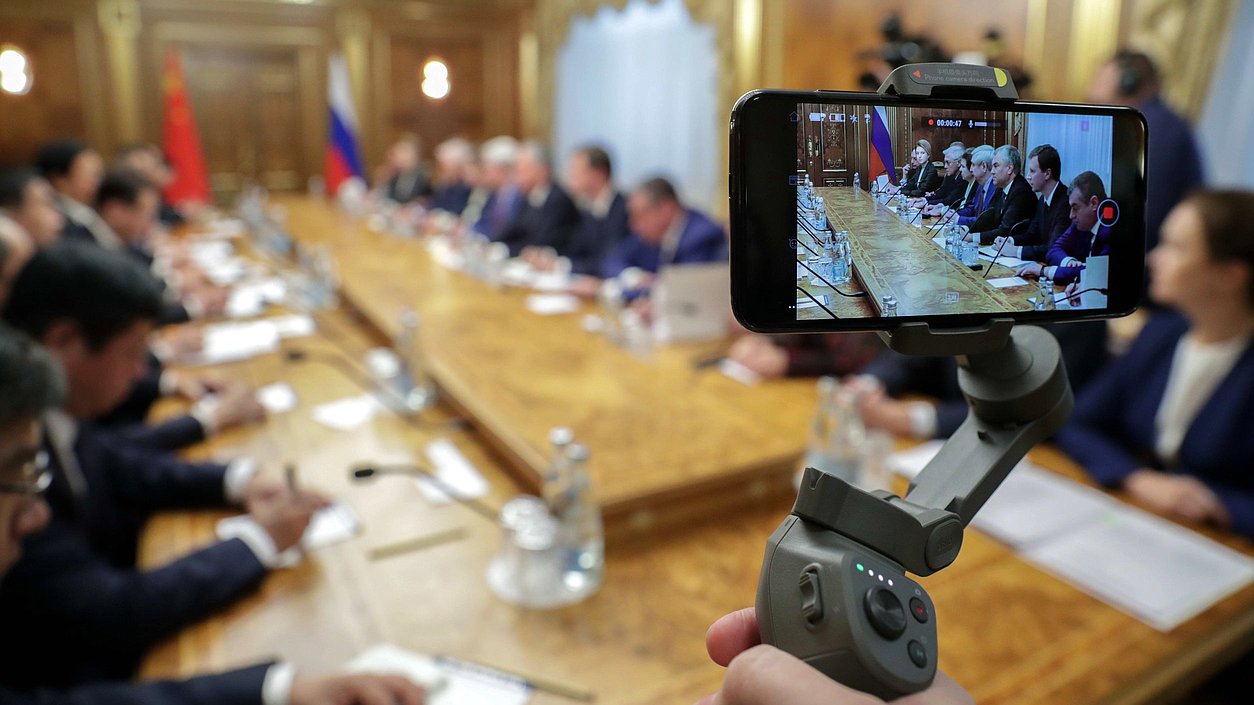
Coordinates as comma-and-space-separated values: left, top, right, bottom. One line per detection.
794, 103, 1119, 321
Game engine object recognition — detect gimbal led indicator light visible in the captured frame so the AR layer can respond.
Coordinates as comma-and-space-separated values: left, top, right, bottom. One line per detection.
856, 563, 865, 572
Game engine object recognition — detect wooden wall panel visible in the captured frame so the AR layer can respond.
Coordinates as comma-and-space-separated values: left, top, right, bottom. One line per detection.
0, 14, 92, 165
0, 0, 529, 203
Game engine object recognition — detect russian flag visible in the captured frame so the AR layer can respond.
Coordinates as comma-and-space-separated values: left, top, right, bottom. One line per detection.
324, 52, 365, 196
869, 106, 898, 186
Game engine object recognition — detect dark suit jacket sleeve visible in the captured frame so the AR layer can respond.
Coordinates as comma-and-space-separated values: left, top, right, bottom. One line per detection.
95, 355, 164, 427
109, 415, 207, 453
156, 301, 192, 327
1055, 336, 1148, 487
974, 179, 1036, 244
531, 188, 581, 253
1196, 478, 1254, 538
93, 429, 229, 510
6, 665, 270, 705
6, 526, 268, 660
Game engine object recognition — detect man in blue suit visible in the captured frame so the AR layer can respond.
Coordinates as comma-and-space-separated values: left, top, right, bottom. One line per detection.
599, 177, 726, 281
0, 242, 327, 689
945, 145, 996, 228
471, 136, 522, 240
0, 326, 426, 705
1035, 171, 1112, 284
498, 142, 580, 257
561, 145, 630, 276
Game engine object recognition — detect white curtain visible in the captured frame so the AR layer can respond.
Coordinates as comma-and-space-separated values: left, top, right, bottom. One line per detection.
554, 0, 719, 212
1199, 0, 1254, 189
1025, 113, 1114, 193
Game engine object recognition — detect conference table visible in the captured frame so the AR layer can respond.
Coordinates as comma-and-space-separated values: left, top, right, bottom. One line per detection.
797, 187, 1056, 321
139, 197, 1253, 705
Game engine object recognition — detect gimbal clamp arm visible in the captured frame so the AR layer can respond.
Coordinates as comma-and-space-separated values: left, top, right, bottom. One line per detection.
789, 321, 1074, 576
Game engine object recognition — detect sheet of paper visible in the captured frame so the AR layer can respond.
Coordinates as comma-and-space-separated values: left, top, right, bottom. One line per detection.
525, 294, 580, 316
970, 465, 1118, 549
347, 645, 448, 693
1021, 506, 1254, 631
312, 394, 383, 431
226, 288, 267, 319
796, 293, 830, 310
978, 248, 1029, 268
216, 502, 361, 568
986, 276, 1029, 289
257, 382, 297, 414
269, 313, 316, 339
531, 272, 571, 293
434, 658, 533, 705
417, 440, 490, 505
184, 321, 280, 366
719, 358, 762, 386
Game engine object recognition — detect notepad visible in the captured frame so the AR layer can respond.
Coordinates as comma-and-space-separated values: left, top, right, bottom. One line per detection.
418, 440, 490, 505
432, 657, 533, 705
719, 358, 762, 386
986, 276, 1029, 289
525, 294, 580, 316
257, 382, 297, 414
183, 321, 281, 366
311, 394, 383, 431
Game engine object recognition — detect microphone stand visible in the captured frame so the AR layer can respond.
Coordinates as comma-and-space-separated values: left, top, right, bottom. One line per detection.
982, 220, 1031, 279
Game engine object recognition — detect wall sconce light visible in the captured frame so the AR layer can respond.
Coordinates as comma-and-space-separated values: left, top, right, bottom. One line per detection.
421, 58, 450, 100
0, 45, 32, 96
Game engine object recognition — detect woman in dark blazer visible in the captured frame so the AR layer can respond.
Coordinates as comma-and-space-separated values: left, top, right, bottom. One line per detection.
1057, 190, 1254, 538
899, 139, 940, 198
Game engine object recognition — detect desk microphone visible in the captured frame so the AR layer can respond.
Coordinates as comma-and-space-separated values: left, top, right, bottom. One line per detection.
922, 195, 967, 239
351, 463, 500, 521
1053, 287, 1108, 304
982, 220, 1031, 279
284, 348, 465, 431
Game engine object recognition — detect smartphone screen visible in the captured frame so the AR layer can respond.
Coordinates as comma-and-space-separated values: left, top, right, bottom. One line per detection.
729, 90, 1147, 332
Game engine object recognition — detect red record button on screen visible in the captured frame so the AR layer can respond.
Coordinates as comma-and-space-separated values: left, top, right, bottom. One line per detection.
1098, 199, 1120, 228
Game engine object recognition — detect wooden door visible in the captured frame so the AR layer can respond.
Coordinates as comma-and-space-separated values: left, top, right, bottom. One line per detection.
798, 103, 863, 188
182, 46, 306, 202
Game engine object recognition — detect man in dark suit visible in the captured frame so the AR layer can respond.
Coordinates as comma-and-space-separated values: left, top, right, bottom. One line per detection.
430, 137, 474, 215
968, 145, 1036, 245
497, 141, 580, 257
0, 324, 425, 705
0, 242, 327, 689
898, 139, 941, 198
598, 177, 726, 280
994, 144, 1071, 264
34, 140, 112, 248
379, 136, 432, 205
1088, 51, 1202, 253
0, 168, 65, 248
561, 145, 629, 276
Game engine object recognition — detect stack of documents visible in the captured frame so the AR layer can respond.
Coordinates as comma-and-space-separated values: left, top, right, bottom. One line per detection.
887, 442, 1254, 631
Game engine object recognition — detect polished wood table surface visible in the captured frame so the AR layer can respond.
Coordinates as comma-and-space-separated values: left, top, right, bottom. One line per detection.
798, 187, 1050, 321
138, 200, 1253, 705
277, 198, 817, 535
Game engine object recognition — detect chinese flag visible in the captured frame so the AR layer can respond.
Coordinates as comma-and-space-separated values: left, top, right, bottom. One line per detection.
161, 48, 211, 205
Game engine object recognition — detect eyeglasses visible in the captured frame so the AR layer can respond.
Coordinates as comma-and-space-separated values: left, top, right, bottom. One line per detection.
0, 451, 52, 497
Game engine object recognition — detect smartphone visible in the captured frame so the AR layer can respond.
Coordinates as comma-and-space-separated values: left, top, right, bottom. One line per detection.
729, 89, 1147, 332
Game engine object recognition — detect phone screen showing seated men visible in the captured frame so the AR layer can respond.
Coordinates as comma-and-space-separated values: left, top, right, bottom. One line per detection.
793, 102, 1123, 321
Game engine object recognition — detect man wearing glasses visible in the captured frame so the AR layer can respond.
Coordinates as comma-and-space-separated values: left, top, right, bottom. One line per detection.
0, 326, 426, 704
